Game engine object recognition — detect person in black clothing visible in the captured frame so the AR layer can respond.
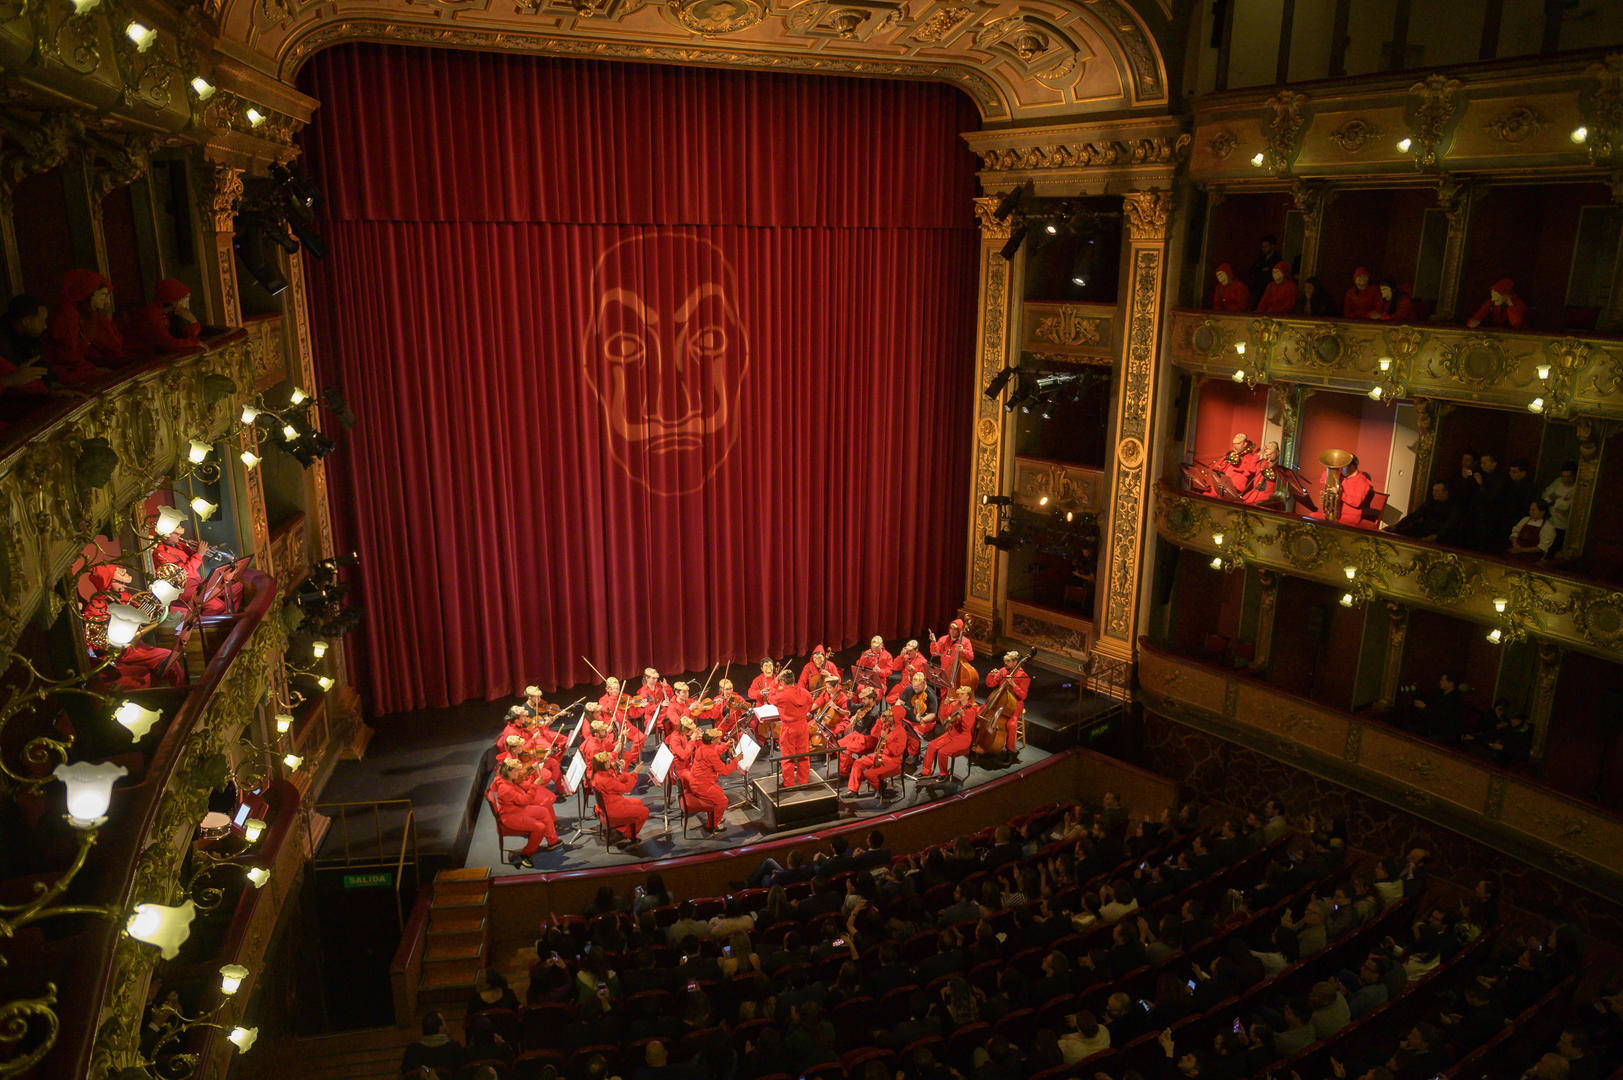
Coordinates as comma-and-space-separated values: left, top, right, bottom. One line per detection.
983, 825, 1023, 872
1247, 234, 1280, 301
1410, 673, 1463, 742
1386, 1022, 1449, 1080
1025, 950, 1074, 1007
1438, 981, 1506, 1049
816, 835, 857, 877
1299, 275, 1336, 316
1470, 450, 1510, 551
853, 830, 890, 870
1392, 481, 1464, 545
400, 1012, 464, 1077
1503, 460, 1538, 538
465, 968, 519, 1016
1446, 451, 1479, 518
1109, 918, 1149, 977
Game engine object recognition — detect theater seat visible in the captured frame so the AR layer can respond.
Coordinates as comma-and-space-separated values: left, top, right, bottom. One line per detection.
1361, 490, 1388, 528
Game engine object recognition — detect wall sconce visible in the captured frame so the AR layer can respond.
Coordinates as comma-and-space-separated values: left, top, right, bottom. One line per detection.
186, 851, 268, 914
1249, 153, 1264, 167
126, 900, 197, 959
1536, 364, 1551, 380
190, 497, 218, 520
124, 21, 158, 51
1528, 397, 1545, 414
240, 404, 260, 424
187, 441, 212, 465
154, 504, 186, 536
311, 640, 329, 659
274, 712, 294, 734
54, 761, 127, 829
1367, 386, 1384, 401
1211, 532, 1225, 546
1493, 597, 1508, 613
239, 451, 261, 470
1230, 341, 1263, 388
1208, 556, 1225, 571
1343, 565, 1358, 580
246, 867, 271, 889
1339, 593, 1356, 608
114, 700, 162, 740
227, 1027, 259, 1053
1396, 137, 1412, 153
288, 387, 308, 406
104, 603, 150, 648
191, 76, 216, 100
243, 818, 266, 844
245, 107, 266, 128
1486, 628, 1503, 644
1571, 126, 1588, 144
1377, 356, 1393, 372
219, 964, 249, 996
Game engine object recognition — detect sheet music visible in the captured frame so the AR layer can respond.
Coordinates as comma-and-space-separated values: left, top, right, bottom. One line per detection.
563, 751, 586, 795
650, 743, 675, 785
644, 699, 664, 736
568, 713, 585, 748
753, 704, 779, 720
736, 733, 761, 772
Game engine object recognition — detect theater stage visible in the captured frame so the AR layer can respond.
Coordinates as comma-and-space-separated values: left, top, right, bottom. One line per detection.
314, 647, 1119, 880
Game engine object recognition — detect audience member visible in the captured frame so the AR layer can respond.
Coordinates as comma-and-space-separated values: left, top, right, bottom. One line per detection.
1247, 235, 1281, 301
44, 269, 122, 385
1370, 278, 1415, 322
1299, 275, 1335, 316
1506, 498, 1556, 560
1256, 262, 1300, 314
400, 1011, 463, 1076
1391, 481, 1463, 545
1211, 263, 1251, 312
1466, 277, 1527, 330
126, 279, 203, 353
1542, 461, 1576, 550
1343, 267, 1380, 319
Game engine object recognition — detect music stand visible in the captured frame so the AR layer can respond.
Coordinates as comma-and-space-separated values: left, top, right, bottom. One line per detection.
650, 743, 676, 830
561, 751, 593, 845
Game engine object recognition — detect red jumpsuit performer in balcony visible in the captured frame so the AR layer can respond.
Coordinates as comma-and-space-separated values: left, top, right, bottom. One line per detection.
846, 704, 908, 799
1342, 267, 1380, 320
590, 752, 648, 844
768, 668, 814, 786
1254, 263, 1300, 315
983, 651, 1030, 762
923, 685, 980, 779
492, 759, 561, 866
685, 729, 737, 832
45, 269, 124, 386
1241, 443, 1294, 508
1211, 433, 1259, 499
1465, 278, 1527, 330
80, 564, 184, 689
127, 279, 203, 354
1210, 263, 1251, 312
837, 687, 885, 778
1370, 279, 1415, 323
152, 523, 242, 614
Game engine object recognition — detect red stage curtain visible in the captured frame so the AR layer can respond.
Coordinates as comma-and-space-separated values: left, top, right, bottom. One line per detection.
300, 46, 981, 713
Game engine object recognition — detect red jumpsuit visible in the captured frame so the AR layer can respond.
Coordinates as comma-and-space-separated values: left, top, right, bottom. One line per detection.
837, 702, 884, 776
854, 646, 892, 686
770, 682, 814, 786
1334, 469, 1374, 526
1467, 279, 1526, 330
80, 566, 183, 690
685, 742, 737, 830
799, 658, 840, 691
1214, 448, 1259, 498
1342, 270, 1380, 320
888, 650, 926, 684
1242, 464, 1285, 505
924, 700, 978, 777
1255, 263, 1300, 314
983, 665, 1030, 751
152, 539, 242, 614
849, 710, 908, 794
1210, 263, 1251, 312
45, 270, 122, 385
665, 730, 697, 786
747, 672, 777, 704
931, 631, 974, 670
126, 279, 203, 354
592, 767, 648, 841
492, 775, 558, 853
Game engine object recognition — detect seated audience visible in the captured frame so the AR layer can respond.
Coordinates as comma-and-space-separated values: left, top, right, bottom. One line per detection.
126, 278, 203, 353
1391, 481, 1463, 545
1343, 267, 1380, 319
1256, 262, 1300, 313
1299, 275, 1335, 315
1465, 277, 1527, 329
1211, 263, 1251, 311
400, 1011, 463, 1076
1506, 498, 1556, 560
45, 268, 123, 385
1370, 278, 1414, 321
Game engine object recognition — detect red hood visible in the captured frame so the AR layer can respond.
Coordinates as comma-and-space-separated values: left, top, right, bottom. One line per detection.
1272, 262, 1294, 280
153, 278, 190, 304
1352, 266, 1371, 283
87, 564, 119, 592
1491, 277, 1516, 295
60, 269, 111, 305
1216, 262, 1236, 278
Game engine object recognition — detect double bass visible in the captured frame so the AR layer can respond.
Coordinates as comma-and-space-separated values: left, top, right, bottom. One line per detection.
976, 650, 1032, 756
944, 629, 980, 694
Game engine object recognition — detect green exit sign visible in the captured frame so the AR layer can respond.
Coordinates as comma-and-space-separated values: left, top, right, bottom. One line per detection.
343, 871, 392, 889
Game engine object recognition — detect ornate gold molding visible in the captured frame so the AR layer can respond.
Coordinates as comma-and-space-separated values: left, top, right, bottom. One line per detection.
1405, 73, 1462, 169
1122, 188, 1174, 241
194, 162, 245, 233
972, 195, 1012, 241
964, 224, 1015, 623
1263, 89, 1308, 176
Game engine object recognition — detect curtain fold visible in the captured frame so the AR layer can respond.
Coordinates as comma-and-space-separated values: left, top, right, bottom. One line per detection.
301, 46, 981, 713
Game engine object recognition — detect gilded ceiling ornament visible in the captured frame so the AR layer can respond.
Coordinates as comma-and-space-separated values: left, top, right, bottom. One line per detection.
1434, 172, 1478, 229
667, 0, 768, 35
0, 110, 88, 193
910, 5, 973, 44
1483, 104, 1546, 143
1263, 89, 1308, 176
1404, 73, 1462, 169
87, 133, 159, 200
1207, 129, 1237, 160
1289, 178, 1332, 217
1327, 118, 1379, 153
1079, 0, 1162, 99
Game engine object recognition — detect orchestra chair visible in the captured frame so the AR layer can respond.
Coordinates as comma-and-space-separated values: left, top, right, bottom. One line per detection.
485, 782, 529, 865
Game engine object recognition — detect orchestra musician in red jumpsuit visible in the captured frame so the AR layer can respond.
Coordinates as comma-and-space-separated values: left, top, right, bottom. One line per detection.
837, 687, 885, 777
846, 704, 908, 799
684, 729, 737, 832
983, 651, 1030, 764
799, 645, 840, 691
491, 758, 561, 866
854, 636, 892, 686
931, 619, 974, 671
590, 752, 648, 843
768, 669, 814, 786
746, 659, 777, 704
923, 685, 979, 779
885, 640, 927, 700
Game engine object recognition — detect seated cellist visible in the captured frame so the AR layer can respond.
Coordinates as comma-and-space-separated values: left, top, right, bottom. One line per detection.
982, 651, 1029, 767
923, 685, 978, 780
589, 752, 647, 846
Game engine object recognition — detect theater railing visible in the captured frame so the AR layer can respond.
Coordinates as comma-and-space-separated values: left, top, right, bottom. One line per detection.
1164, 308, 1623, 420
1138, 639, 1623, 900
0, 331, 255, 654
1152, 482, 1623, 664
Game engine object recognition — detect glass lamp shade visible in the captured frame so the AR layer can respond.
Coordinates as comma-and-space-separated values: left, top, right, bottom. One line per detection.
288, 387, 308, 405
280, 423, 298, 441
219, 963, 249, 995
154, 505, 186, 536
311, 640, 329, 659
190, 497, 218, 520
240, 450, 261, 469
240, 404, 260, 424
150, 578, 182, 605
246, 866, 270, 889
126, 900, 196, 959
275, 712, 294, 734
243, 818, 266, 843
1231, 369, 1245, 382
1208, 557, 1224, 571
115, 700, 162, 740
191, 77, 215, 100
282, 753, 304, 770
246, 108, 266, 128
124, 21, 157, 50
187, 440, 212, 464
54, 760, 128, 828
1339, 593, 1355, 608
227, 1027, 258, 1053
105, 604, 148, 648
316, 676, 335, 692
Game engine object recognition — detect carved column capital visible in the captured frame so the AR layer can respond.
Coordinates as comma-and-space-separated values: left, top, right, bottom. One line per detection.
195, 162, 244, 233
1122, 189, 1174, 241
973, 196, 1013, 241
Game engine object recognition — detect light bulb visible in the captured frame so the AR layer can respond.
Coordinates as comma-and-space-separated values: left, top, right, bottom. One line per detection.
1250, 152, 1264, 167
54, 761, 128, 828
246, 866, 270, 888
288, 386, 308, 405
1536, 364, 1550, 380
124, 21, 157, 51
283, 753, 304, 770
1209, 557, 1224, 570
1065, 511, 1075, 523
240, 451, 261, 469
1396, 138, 1412, 153
127, 900, 196, 959
1377, 357, 1392, 372
1339, 593, 1355, 608
317, 676, 335, 691
154, 505, 186, 536
1212, 532, 1225, 546
240, 404, 260, 424
1493, 597, 1508, 613
188, 440, 212, 464
1487, 628, 1503, 644
220, 964, 249, 995
275, 712, 294, 734
1368, 386, 1384, 401
115, 700, 162, 739
1038, 495, 1049, 506
1528, 397, 1545, 414
246, 107, 265, 128
105, 603, 148, 648
1044, 223, 1058, 235
149, 578, 182, 605
191, 77, 216, 100
190, 497, 218, 520
281, 423, 298, 441
1234, 342, 1246, 356
1231, 369, 1245, 382
243, 818, 266, 843
311, 640, 329, 659
1343, 565, 1357, 580
1571, 126, 1588, 144
227, 1027, 258, 1053
70, 0, 100, 12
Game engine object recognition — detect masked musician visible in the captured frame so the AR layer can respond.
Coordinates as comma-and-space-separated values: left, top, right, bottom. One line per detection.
886, 640, 927, 698
580, 711, 613, 759
80, 563, 184, 689
768, 668, 814, 787
685, 729, 737, 833
152, 523, 243, 614
491, 758, 562, 867
983, 651, 1030, 765
923, 685, 979, 779
931, 619, 974, 670
846, 703, 908, 800
521, 685, 550, 719
855, 636, 892, 685
497, 706, 532, 752
837, 686, 885, 777
747, 658, 778, 704
665, 716, 701, 788
590, 752, 648, 845
597, 675, 628, 716
895, 671, 938, 760
695, 678, 750, 738
799, 645, 840, 692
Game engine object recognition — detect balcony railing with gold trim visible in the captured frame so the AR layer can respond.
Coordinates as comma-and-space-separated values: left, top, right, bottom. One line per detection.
1152, 482, 1623, 663
1165, 308, 1623, 420
1138, 640, 1623, 899
0, 332, 256, 653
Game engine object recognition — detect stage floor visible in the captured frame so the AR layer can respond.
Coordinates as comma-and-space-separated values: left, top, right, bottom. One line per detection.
469, 741, 1051, 877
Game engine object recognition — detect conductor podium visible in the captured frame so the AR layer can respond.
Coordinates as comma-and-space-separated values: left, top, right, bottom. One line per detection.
751, 747, 840, 832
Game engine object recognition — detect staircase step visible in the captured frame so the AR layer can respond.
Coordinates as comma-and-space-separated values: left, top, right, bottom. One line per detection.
419, 957, 484, 990
431, 884, 489, 908
434, 867, 491, 883
427, 911, 487, 938
425, 936, 485, 963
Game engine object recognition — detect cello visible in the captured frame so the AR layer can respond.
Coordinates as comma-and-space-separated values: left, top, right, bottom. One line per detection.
942, 626, 981, 694
976, 650, 1032, 757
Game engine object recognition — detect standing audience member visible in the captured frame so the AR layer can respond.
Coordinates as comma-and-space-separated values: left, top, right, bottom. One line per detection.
1542, 462, 1577, 551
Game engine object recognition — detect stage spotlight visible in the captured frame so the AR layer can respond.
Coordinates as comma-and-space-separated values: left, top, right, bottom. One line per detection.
999, 224, 1028, 262
993, 185, 1025, 222
321, 385, 359, 429
983, 365, 1017, 400
981, 495, 1014, 507
982, 530, 1019, 551
1003, 371, 1036, 412
234, 226, 288, 295
1071, 234, 1102, 288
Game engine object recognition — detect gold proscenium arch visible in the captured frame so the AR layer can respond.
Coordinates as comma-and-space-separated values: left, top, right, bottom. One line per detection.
211, 0, 1171, 124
